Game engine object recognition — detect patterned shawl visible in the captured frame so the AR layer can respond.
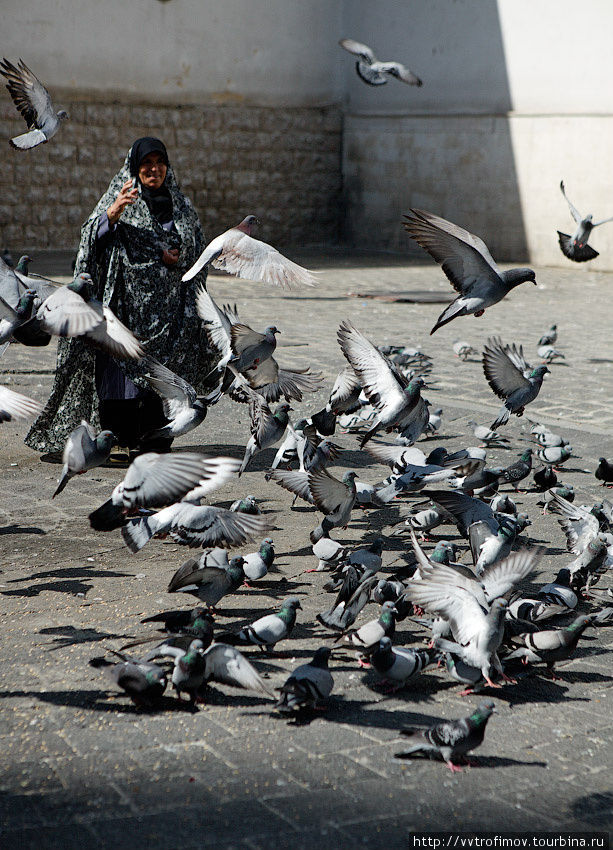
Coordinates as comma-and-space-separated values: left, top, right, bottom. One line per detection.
25, 147, 212, 453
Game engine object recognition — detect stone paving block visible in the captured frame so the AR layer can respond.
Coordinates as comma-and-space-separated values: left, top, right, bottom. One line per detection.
1, 822, 102, 850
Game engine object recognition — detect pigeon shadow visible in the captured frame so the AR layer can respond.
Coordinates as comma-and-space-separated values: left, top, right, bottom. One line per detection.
0, 524, 46, 536
570, 792, 613, 826
2, 564, 134, 598
392, 751, 547, 769
1, 580, 94, 598
39, 625, 130, 650
0, 688, 198, 714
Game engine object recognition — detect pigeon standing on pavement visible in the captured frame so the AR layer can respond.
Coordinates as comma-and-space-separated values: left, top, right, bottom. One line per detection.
0, 58, 69, 149
467, 420, 509, 448
218, 598, 301, 652
499, 449, 533, 491
538, 325, 558, 347
595, 457, 613, 487
53, 421, 116, 498
242, 538, 275, 582
182, 215, 317, 289
369, 639, 436, 692
338, 38, 423, 87
403, 210, 537, 335
453, 340, 477, 361
395, 701, 496, 771
507, 615, 594, 677
274, 647, 334, 715
557, 181, 613, 262
482, 337, 549, 428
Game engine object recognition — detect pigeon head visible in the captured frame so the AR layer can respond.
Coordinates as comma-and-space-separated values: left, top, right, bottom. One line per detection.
281, 597, 302, 611
311, 647, 332, 667
97, 430, 116, 452
17, 290, 37, 313
58, 110, 69, 121
369, 538, 384, 555
342, 471, 358, 485
378, 637, 393, 652
530, 365, 550, 380
15, 255, 31, 273
68, 272, 93, 297
407, 377, 426, 391
519, 449, 532, 462
555, 568, 572, 585
237, 215, 259, 234
381, 600, 398, 615
265, 326, 280, 336
187, 639, 205, 653
472, 701, 496, 721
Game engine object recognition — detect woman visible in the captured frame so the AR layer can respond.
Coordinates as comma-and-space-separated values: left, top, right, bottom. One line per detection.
26, 137, 213, 457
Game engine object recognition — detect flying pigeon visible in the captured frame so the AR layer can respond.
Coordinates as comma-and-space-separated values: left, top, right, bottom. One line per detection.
309, 468, 358, 542
482, 337, 549, 428
311, 365, 362, 436
89, 452, 241, 531
337, 320, 427, 447
274, 647, 334, 714
239, 392, 292, 476
403, 209, 537, 335
182, 215, 317, 288
120, 499, 272, 553
89, 653, 167, 708
557, 180, 613, 262
141, 356, 220, 439
0, 384, 42, 422
0, 58, 69, 150
53, 421, 116, 498
394, 701, 496, 772
338, 38, 422, 87
217, 598, 301, 652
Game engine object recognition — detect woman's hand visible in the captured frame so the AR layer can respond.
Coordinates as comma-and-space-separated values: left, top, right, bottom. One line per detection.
161, 248, 180, 266
107, 179, 138, 225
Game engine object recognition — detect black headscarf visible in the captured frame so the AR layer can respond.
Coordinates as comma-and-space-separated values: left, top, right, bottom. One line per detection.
129, 136, 173, 225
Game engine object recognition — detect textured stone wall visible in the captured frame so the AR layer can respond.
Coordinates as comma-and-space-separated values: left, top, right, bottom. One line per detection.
0, 99, 342, 255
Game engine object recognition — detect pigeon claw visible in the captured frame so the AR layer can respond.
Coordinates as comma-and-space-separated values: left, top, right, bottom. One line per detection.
446, 761, 464, 773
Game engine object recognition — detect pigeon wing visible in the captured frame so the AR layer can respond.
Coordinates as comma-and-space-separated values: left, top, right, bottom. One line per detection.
0, 58, 54, 129
338, 38, 377, 64
204, 644, 274, 695
403, 209, 501, 294
143, 356, 197, 406
212, 232, 316, 289
0, 385, 42, 421
120, 453, 224, 509
309, 468, 351, 515
337, 320, 407, 414
559, 181, 583, 225
482, 338, 530, 399
481, 548, 544, 601
195, 285, 233, 360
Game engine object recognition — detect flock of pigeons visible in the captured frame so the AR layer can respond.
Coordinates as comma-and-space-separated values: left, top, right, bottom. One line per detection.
2, 55, 613, 773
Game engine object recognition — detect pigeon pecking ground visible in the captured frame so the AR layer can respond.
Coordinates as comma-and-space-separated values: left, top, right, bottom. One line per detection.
1, 250, 613, 848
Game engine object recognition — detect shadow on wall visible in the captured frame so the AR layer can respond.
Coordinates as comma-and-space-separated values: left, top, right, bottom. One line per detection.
341, 0, 529, 262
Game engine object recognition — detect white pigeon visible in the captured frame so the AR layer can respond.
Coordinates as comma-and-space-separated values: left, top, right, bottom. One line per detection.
0, 384, 42, 421
0, 58, 69, 149
339, 38, 422, 87
182, 215, 316, 289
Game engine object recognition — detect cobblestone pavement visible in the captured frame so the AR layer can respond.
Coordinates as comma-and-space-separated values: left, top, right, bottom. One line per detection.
1, 251, 613, 849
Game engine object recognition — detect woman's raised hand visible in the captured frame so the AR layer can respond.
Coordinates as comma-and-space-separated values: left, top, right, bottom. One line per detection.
107, 179, 138, 225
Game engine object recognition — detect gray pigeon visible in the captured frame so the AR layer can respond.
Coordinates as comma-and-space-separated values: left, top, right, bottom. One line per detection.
394, 701, 496, 771
0, 58, 69, 149
228, 323, 280, 374
369, 639, 435, 692
467, 420, 509, 447
507, 615, 594, 677
242, 537, 275, 582
538, 325, 557, 347
338, 38, 422, 87
309, 468, 358, 542
274, 647, 334, 714
89, 653, 167, 708
334, 600, 398, 661
121, 501, 271, 553
482, 337, 549, 428
167, 555, 246, 610
142, 356, 220, 439
239, 392, 292, 475
182, 215, 317, 288
310, 530, 351, 571
453, 340, 477, 361
403, 209, 536, 335
337, 320, 427, 447
558, 180, 613, 262
53, 421, 116, 498
311, 364, 362, 436
217, 598, 301, 652
538, 568, 578, 610
90, 453, 244, 532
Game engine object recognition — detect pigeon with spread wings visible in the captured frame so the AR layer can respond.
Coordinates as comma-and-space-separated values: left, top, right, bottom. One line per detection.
482, 336, 549, 429
339, 38, 422, 87
558, 180, 613, 262
182, 216, 316, 289
0, 58, 69, 149
403, 209, 537, 335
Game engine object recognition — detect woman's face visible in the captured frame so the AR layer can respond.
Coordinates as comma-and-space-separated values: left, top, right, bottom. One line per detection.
138, 152, 167, 189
